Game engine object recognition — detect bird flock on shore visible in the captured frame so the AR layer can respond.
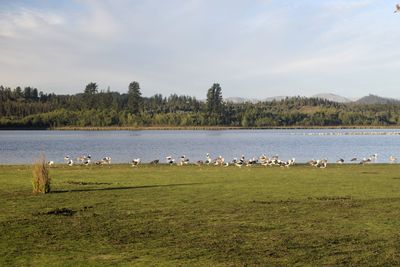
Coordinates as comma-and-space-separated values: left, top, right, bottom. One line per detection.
61, 155, 111, 166
45, 152, 398, 168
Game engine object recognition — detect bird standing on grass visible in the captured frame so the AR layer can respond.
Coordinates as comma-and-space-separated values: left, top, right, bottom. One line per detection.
102, 157, 112, 165
179, 155, 190, 166
166, 156, 175, 165
83, 155, 91, 166
205, 153, 212, 165
150, 159, 159, 165
64, 156, 73, 166
196, 160, 204, 166
131, 158, 141, 167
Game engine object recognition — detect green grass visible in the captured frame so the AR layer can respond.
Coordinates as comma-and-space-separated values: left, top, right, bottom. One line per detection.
1, 164, 400, 266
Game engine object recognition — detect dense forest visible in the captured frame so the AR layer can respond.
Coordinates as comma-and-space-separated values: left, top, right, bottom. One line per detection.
1, 82, 400, 128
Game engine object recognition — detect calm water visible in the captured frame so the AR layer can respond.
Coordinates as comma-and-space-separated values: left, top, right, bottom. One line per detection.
0, 129, 400, 164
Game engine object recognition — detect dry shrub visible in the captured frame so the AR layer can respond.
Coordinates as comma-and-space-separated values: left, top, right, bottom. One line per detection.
32, 154, 51, 194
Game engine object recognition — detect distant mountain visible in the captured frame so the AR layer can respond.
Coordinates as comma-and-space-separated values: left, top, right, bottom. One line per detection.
225, 93, 400, 105
312, 93, 352, 103
356, 94, 400, 104
263, 96, 289, 102
224, 97, 259, 104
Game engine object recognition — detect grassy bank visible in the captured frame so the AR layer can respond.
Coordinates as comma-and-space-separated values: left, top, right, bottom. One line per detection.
1, 164, 400, 266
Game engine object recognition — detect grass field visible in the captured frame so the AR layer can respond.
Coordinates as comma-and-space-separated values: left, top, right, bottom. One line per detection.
1, 164, 400, 266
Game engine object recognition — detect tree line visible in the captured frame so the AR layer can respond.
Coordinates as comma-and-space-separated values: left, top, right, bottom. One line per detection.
1, 82, 400, 128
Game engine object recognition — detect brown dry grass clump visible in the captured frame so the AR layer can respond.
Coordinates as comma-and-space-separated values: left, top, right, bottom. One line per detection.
32, 154, 51, 194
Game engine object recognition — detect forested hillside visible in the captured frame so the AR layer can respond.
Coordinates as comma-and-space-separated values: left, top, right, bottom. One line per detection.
1, 82, 400, 128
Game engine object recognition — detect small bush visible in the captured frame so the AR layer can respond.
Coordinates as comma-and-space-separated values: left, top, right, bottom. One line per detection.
32, 154, 51, 194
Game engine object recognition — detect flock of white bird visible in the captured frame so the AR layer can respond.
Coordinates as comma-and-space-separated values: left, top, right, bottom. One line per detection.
45, 152, 398, 168
60, 155, 112, 166
49, 154, 297, 168
132, 153, 297, 168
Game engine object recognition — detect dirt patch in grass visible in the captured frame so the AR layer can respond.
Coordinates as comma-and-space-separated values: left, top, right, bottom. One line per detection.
79, 206, 94, 212
39, 208, 77, 216
35, 206, 94, 216
310, 196, 352, 201
65, 181, 112, 185
251, 199, 299, 205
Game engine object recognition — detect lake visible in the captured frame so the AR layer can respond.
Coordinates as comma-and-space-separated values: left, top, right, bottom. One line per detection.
0, 129, 399, 164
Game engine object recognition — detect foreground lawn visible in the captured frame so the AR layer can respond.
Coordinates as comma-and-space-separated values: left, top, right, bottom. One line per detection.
1, 164, 400, 266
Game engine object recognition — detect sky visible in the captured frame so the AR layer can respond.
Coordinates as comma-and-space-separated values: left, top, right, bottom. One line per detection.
0, 0, 399, 99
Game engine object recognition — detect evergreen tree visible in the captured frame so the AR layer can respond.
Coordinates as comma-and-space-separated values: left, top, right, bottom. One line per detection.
84, 82, 98, 95
23, 87, 32, 100
83, 82, 98, 109
32, 88, 39, 100
206, 83, 223, 114
15, 86, 22, 99
127, 81, 142, 114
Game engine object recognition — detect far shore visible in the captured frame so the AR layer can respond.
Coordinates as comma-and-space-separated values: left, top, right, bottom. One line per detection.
2, 125, 400, 131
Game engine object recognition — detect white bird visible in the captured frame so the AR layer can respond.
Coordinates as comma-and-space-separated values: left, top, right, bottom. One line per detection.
389, 156, 397, 163
246, 158, 258, 166
395, 4, 400, 13
360, 158, 371, 165
336, 158, 344, 164
47, 161, 54, 166
205, 153, 212, 165
308, 159, 317, 166
82, 155, 91, 166
179, 155, 190, 166
287, 158, 296, 166
259, 154, 269, 165
77, 155, 85, 163
319, 159, 328, 168
131, 158, 141, 167
76, 154, 90, 163
235, 160, 244, 168
102, 156, 112, 165
309, 159, 327, 168
64, 156, 73, 166
214, 155, 225, 166
166, 156, 175, 165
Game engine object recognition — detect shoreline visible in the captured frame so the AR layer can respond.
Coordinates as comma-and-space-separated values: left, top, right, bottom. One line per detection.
2, 125, 400, 131
0, 163, 395, 166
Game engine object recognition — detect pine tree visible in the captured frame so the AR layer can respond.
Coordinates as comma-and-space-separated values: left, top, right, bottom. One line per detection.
127, 81, 142, 114
84, 82, 98, 95
83, 82, 98, 109
206, 83, 223, 114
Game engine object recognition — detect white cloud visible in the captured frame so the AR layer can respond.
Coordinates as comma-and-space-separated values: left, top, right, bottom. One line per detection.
323, 0, 376, 13
0, 8, 65, 38
77, 0, 121, 37
0, 0, 399, 98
